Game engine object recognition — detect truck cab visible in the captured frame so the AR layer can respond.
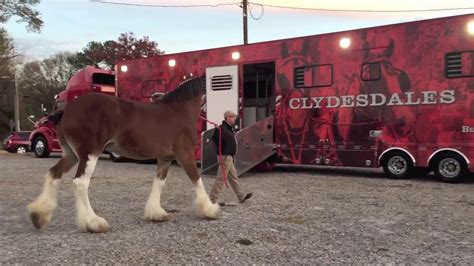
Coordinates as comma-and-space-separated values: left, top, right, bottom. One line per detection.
29, 66, 115, 158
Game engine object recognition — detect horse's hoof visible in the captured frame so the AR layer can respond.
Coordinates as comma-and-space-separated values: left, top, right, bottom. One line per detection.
149, 215, 170, 222
199, 203, 220, 220
80, 216, 110, 233
30, 212, 50, 230
144, 208, 169, 222
145, 213, 169, 222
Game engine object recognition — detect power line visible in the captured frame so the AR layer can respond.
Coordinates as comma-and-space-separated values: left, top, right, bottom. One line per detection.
250, 2, 474, 13
249, 3, 264, 20
89, 0, 240, 8
90, 0, 474, 13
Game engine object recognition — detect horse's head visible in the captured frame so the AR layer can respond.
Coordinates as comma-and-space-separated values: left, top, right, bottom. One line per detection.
359, 39, 414, 139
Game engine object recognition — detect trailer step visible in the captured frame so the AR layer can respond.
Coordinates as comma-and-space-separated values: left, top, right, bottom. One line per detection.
200, 115, 275, 176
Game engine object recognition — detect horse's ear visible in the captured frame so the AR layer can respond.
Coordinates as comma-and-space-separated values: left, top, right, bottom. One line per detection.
398, 71, 411, 92
281, 42, 289, 59
301, 39, 311, 57
382, 39, 395, 58
277, 73, 290, 90
362, 41, 370, 60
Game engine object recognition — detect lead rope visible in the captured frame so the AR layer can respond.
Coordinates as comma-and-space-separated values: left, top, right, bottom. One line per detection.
200, 116, 229, 188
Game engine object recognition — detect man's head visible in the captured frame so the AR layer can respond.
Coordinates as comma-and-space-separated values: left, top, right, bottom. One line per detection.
223, 110, 237, 126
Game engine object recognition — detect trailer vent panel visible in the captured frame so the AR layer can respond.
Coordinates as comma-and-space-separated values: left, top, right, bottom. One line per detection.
361, 62, 381, 81
211, 75, 233, 91
294, 64, 333, 88
445, 51, 474, 78
295, 68, 305, 87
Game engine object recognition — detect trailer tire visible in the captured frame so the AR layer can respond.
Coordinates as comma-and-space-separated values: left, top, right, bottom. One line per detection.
432, 152, 467, 183
109, 152, 126, 163
382, 151, 413, 179
254, 154, 278, 171
32, 136, 50, 158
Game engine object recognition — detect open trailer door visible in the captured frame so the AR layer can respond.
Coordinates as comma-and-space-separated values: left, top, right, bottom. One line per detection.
205, 65, 239, 129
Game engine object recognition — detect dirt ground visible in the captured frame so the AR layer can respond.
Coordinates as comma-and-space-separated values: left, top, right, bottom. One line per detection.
0, 152, 473, 264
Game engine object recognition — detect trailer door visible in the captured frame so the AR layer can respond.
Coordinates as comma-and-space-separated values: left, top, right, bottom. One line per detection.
205, 65, 239, 129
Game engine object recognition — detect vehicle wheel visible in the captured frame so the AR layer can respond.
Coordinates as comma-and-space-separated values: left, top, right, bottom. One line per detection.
109, 151, 126, 162
382, 151, 413, 179
16, 146, 27, 154
433, 153, 466, 183
33, 136, 50, 158
254, 154, 278, 171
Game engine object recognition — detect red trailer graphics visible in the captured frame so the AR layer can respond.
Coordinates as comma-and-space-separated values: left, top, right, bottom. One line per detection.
115, 14, 474, 182
29, 66, 115, 158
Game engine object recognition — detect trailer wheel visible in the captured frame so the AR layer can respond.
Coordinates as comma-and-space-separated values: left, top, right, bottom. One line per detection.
254, 154, 278, 171
432, 152, 466, 183
109, 152, 126, 162
382, 151, 413, 179
32, 136, 50, 158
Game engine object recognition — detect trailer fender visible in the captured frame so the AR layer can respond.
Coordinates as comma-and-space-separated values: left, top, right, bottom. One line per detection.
378, 147, 416, 167
427, 148, 470, 167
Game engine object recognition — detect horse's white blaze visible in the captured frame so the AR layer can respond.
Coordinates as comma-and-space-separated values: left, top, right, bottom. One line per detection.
194, 178, 219, 218
144, 178, 168, 220
73, 155, 109, 232
27, 171, 60, 222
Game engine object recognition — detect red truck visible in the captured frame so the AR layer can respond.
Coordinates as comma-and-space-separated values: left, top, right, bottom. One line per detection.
113, 14, 474, 182
3, 131, 32, 154
29, 66, 115, 158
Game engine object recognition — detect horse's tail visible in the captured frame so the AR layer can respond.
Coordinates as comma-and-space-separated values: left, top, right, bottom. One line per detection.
47, 109, 64, 125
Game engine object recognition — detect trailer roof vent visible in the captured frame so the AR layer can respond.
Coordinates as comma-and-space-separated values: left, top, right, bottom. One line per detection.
294, 68, 305, 88
211, 75, 232, 91
445, 52, 463, 78
445, 51, 474, 78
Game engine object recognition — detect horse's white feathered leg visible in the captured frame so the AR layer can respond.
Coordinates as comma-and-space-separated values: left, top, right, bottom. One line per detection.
194, 178, 219, 219
144, 178, 169, 221
27, 171, 60, 229
73, 155, 109, 233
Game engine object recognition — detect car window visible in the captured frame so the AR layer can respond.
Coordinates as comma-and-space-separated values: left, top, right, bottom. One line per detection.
17, 132, 31, 139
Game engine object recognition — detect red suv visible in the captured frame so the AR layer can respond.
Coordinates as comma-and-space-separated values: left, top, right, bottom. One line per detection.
3, 131, 32, 154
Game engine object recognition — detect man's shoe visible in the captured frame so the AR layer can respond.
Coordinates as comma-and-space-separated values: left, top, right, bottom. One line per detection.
239, 193, 253, 203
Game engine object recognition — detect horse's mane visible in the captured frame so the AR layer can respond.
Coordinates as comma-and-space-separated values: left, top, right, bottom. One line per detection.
158, 77, 204, 104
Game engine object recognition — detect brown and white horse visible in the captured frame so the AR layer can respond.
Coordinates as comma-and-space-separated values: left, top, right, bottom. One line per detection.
27, 78, 219, 233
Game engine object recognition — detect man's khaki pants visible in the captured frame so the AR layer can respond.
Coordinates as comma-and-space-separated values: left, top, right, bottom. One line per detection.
210, 155, 244, 203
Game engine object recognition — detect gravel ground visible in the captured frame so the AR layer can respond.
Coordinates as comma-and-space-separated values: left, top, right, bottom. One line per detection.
0, 151, 473, 264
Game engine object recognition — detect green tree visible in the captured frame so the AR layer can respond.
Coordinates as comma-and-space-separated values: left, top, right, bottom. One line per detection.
0, 29, 15, 93
0, 1, 43, 33
69, 32, 165, 70
0, 29, 16, 137
0, 1, 42, 138
18, 52, 77, 129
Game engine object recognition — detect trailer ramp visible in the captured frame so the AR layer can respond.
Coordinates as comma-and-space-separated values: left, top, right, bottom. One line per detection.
201, 116, 275, 176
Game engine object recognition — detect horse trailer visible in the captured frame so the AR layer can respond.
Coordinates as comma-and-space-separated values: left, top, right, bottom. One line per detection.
114, 14, 474, 182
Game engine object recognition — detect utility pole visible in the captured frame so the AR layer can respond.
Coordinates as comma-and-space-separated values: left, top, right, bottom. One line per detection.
13, 72, 20, 131
242, 0, 248, 44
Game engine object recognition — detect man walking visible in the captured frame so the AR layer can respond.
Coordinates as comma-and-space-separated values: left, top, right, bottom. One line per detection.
209, 110, 252, 205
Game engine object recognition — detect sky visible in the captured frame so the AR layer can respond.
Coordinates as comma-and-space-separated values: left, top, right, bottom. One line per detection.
4, 0, 474, 61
